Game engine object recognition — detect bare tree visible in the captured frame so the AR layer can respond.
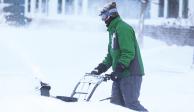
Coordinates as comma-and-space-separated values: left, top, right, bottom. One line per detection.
0, 2, 5, 23
138, 0, 148, 48
191, 48, 194, 68
193, 48, 194, 65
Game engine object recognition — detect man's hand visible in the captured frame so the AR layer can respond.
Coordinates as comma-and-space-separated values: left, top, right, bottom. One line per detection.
110, 72, 120, 81
91, 63, 108, 75
91, 69, 101, 75
115, 62, 126, 73
110, 63, 126, 81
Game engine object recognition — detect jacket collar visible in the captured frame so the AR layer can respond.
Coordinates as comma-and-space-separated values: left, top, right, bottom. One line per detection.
107, 17, 121, 32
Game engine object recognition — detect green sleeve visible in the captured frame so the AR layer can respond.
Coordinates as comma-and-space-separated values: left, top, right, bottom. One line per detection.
117, 25, 135, 67
102, 44, 112, 68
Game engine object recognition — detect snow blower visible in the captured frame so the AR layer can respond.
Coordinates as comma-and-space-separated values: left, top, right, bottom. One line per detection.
39, 73, 110, 102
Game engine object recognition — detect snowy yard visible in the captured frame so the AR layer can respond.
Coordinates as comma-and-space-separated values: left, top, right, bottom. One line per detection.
0, 17, 194, 112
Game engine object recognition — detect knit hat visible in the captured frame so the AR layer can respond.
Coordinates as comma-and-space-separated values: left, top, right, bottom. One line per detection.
99, 2, 119, 21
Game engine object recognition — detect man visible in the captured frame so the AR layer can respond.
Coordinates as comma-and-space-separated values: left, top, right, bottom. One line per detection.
91, 2, 148, 112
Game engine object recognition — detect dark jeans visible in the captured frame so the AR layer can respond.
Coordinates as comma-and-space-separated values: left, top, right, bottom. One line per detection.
110, 75, 148, 111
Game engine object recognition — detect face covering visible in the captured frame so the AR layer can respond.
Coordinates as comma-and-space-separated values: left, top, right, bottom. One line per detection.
100, 11, 109, 21
99, 8, 118, 21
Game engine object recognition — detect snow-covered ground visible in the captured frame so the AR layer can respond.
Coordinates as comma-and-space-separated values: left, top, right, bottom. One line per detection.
0, 16, 194, 112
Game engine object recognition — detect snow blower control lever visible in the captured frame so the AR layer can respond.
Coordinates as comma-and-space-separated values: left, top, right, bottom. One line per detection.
40, 73, 111, 102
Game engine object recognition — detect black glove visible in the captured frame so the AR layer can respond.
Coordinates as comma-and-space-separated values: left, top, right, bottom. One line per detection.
115, 63, 126, 73
110, 72, 120, 81
110, 63, 126, 81
91, 63, 108, 75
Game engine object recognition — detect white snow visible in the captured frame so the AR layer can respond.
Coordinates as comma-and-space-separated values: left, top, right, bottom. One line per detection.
0, 16, 194, 112
0, 96, 134, 112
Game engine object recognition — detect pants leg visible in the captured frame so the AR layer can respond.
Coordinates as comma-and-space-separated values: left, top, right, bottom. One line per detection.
110, 81, 125, 107
120, 76, 148, 111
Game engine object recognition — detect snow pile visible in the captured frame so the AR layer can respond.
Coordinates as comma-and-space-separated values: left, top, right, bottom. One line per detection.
0, 96, 134, 112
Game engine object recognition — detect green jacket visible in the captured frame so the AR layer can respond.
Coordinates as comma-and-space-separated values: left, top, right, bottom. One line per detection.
102, 17, 144, 77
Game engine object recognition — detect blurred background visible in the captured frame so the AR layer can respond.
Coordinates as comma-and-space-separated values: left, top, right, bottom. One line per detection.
0, 1, 194, 111
0, 0, 194, 46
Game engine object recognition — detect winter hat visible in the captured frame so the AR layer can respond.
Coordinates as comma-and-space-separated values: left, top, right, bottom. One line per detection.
99, 2, 119, 21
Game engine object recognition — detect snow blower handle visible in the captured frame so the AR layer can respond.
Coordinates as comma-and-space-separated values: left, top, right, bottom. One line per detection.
85, 73, 111, 81
104, 74, 111, 81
